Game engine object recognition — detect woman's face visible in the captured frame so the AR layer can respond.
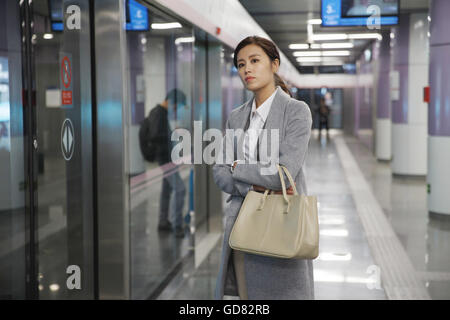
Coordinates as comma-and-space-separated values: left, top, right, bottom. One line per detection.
236, 44, 279, 92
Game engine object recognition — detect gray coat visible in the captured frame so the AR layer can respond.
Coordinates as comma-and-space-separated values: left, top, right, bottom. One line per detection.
212, 86, 314, 300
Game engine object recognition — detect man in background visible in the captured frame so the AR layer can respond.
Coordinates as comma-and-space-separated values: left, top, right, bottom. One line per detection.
318, 97, 331, 138
139, 88, 187, 238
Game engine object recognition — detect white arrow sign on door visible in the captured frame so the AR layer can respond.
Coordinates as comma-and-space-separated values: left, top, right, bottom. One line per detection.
61, 118, 74, 161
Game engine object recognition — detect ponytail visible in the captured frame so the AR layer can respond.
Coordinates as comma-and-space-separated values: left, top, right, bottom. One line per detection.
274, 73, 292, 97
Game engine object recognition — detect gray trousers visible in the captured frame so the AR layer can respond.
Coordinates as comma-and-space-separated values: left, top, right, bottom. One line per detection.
158, 170, 186, 228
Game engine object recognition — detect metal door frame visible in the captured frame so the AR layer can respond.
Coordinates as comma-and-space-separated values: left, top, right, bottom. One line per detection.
20, 0, 38, 300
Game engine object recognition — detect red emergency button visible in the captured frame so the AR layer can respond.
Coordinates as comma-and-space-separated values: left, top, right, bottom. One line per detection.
424, 86, 430, 103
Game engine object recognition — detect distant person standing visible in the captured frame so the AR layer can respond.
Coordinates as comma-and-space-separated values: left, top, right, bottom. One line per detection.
318, 97, 331, 137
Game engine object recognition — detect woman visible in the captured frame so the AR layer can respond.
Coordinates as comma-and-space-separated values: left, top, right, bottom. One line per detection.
213, 36, 314, 300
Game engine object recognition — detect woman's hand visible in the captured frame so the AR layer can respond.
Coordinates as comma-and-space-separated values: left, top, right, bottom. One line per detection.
252, 185, 295, 195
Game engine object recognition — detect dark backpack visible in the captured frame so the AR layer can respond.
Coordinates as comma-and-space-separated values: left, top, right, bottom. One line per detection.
139, 111, 158, 162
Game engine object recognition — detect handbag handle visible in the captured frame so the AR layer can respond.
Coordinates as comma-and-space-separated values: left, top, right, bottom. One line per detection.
257, 165, 298, 213
277, 165, 298, 197
257, 189, 270, 211
256, 189, 280, 211
280, 165, 298, 195
276, 164, 298, 213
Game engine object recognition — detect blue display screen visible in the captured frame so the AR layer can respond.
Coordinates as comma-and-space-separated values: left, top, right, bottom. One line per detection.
49, 0, 64, 32
321, 0, 398, 27
51, 22, 64, 31
126, 0, 149, 31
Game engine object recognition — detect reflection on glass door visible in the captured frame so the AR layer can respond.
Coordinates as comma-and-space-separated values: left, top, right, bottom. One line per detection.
125, 2, 194, 299
0, 0, 26, 300
31, 0, 94, 299
193, 29, 208, 243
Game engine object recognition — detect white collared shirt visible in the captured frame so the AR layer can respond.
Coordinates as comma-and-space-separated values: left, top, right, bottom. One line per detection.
243, 86, 279, 162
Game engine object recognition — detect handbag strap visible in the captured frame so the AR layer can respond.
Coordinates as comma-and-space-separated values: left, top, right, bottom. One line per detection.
256, 166, 298, 213
277, 164, 300, 213
276, 165, 290, 208
280, 165, 299, 195
257, 189, 270, 211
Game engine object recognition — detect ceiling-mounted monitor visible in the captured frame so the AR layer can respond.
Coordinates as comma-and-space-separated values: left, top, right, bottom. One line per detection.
321, 0, 399, 27
126, 0, 149, 31
49, 0, 64, 32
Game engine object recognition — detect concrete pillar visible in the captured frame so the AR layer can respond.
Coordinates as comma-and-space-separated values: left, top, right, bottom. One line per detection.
390, 13, 429, 176
376, 30, 392, 160
428, 0, 450, 216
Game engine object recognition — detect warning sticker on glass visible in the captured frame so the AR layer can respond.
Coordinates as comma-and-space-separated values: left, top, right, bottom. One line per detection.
60, 53, 73, 107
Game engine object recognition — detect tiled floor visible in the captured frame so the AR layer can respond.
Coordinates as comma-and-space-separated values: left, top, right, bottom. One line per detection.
344, 133, 450, 299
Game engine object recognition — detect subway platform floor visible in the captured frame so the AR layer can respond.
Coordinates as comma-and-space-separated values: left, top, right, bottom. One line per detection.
157, 130, 450, 300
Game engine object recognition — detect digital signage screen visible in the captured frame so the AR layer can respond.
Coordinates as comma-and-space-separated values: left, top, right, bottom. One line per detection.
49, 0, 64, 32
126, 0, 149, 31
321, 0, 399, 27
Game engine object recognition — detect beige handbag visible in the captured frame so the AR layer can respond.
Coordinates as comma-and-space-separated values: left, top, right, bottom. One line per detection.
229, 164, 319, 259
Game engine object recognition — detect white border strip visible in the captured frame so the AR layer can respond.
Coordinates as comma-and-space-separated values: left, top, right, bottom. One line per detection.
194, 232, 222, 269
335, 136, 431, 300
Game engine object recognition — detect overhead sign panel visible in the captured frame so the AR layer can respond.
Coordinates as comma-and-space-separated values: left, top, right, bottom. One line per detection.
126, 0, 149, 31
321, 0, 399, 27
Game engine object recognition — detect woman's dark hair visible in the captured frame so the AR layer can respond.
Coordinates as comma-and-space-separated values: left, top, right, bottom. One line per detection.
233, 36, 292, 97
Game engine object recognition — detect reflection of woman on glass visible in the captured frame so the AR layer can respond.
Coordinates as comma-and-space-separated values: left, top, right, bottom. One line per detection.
213, 36, 313, 300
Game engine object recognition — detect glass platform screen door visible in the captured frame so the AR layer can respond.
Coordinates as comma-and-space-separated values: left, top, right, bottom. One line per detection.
0, 0, 95, 299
